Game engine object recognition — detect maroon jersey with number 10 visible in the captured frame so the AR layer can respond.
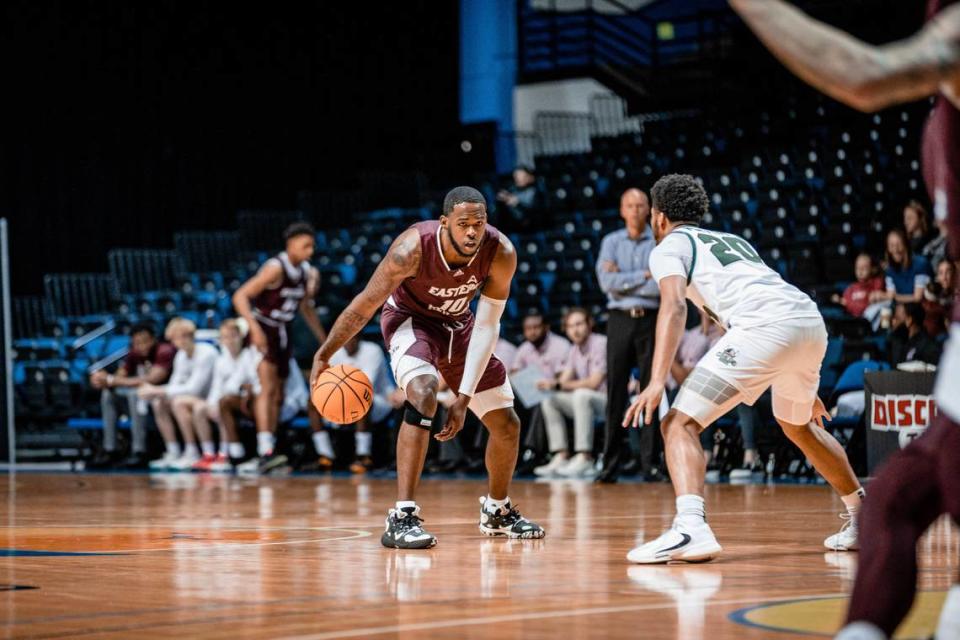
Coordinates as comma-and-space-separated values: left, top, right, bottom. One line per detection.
388, 220, 501, 322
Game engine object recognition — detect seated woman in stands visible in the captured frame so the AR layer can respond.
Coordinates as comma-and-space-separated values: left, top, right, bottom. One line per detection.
880, 229, 932, 305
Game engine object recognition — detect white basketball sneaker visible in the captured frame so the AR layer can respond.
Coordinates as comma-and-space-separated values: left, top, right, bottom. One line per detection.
823, 513, 859, 551
627, 519, 723, 564
148, 451, 179, 471
168, 450, 201, 471
533, 453, 569, 477
556, 452, 596, 478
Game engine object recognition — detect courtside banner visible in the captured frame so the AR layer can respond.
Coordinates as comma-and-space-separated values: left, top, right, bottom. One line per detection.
869, 394, 938, 431
864, 370, 937, 474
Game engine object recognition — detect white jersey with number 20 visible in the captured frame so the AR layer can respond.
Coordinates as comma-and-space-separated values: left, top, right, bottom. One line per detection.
648, 226, 821, 329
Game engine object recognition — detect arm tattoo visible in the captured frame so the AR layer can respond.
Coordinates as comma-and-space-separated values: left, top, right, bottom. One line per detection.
319, 309, 368, 360
316, 230, 420, 359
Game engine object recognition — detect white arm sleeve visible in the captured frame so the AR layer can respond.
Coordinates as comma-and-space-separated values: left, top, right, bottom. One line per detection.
458, 295, 507, 397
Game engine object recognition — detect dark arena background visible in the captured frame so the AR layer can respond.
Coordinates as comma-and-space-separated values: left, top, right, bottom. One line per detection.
1, 1, 957, 639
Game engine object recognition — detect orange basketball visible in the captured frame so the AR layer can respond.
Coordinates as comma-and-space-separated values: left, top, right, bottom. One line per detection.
311, 364, 374, 424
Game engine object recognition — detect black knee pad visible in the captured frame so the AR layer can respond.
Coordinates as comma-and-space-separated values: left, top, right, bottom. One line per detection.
404, 401, 435, 430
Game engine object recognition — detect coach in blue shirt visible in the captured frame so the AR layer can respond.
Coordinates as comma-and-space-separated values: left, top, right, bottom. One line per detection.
595, 188, 661, 483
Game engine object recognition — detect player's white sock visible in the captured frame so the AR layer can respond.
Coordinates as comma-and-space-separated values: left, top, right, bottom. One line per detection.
841, 487, 865, 519
165, 442, 182, 458
227, 442, 245, 459
183, 443, 199, 458
355, 432, 372, 457
834, 621, 886, 640
200, 441, 216, 457
312, 431, 335, 459
484, 495, 511, 511
396, 500, 417, 511
675, 494, 706, 527
257, 432, 275, 457
937, 584, 960, 640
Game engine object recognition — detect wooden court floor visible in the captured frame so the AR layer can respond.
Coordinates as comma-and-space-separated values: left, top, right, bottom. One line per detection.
0, 473, 956, 639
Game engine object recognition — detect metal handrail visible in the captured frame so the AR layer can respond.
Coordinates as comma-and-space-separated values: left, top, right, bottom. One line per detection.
87, 347, 128, 374
70, 320, 117, 352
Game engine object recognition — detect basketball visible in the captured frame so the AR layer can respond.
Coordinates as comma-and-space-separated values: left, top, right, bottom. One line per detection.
311, 364, 374, 424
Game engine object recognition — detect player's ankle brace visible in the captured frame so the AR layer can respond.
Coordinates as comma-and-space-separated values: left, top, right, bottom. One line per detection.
403, 402, 435, 430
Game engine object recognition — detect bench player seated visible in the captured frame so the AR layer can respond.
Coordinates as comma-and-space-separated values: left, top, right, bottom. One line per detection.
310, 186, 544, 548
623, 174, 864, 564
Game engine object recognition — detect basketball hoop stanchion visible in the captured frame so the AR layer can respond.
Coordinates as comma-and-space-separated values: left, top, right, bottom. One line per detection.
1, 219, 13, 472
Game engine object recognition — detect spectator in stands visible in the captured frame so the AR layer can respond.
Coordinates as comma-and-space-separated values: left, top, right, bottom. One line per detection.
596, 187, 660, 483
495, 337, 518, 373
534, 307, 607, 478
495, 165, 544, 232
923, 218, 950, 272
889, 303, 942, 367
903, 200, 932, 255
88, 323, 175, 469
922, 259, 956, 338
138, 318, 218, 471
507, 310, 571, 473
831, 253, 886, 324
882, 229, 932, 304
511, 310, 571, 378
310, 335, 404, 473
193, 319, 256, 471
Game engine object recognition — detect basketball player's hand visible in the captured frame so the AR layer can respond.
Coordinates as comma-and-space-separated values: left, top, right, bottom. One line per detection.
436, 395, 469, 441
623, 382, 664, 427
249, 325, 267, 354
811, 396, 831, 429
309, 351, 330, 388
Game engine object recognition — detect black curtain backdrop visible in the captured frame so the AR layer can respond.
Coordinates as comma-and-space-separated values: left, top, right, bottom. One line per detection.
0, 1, 459, 294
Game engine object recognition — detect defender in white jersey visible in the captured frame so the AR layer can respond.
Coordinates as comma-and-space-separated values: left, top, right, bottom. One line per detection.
623, 174, 865, 564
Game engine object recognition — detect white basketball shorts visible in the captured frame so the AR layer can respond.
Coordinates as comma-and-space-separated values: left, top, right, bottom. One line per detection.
673, 318, 828, 427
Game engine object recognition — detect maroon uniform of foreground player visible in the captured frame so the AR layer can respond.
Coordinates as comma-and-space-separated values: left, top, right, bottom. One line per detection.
731, 1, 960, 638
310, 186, 544, 549
233, 222, 326, 472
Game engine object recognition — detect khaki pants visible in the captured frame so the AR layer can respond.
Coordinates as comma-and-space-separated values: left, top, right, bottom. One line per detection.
540, 388, 606, 454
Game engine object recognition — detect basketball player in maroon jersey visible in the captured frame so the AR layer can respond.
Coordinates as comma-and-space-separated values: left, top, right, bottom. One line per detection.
233, 222, 326, 473
309, 186, 545, 548
731, 1, 960, 637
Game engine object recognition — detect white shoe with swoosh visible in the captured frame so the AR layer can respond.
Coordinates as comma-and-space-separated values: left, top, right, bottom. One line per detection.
627, 520, 722, 564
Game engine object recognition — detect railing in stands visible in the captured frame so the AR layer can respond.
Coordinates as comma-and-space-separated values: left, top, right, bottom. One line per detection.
69, 320, 116, 355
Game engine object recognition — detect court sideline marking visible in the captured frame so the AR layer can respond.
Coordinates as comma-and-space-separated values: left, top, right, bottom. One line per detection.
277, 592, 849, 640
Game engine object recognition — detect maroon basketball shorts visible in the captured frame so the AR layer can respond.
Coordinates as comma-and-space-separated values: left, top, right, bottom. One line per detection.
381, 304, 513, 418
260, 321, 292, 379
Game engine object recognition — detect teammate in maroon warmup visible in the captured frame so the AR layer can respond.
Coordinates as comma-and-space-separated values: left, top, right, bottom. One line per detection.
731, 1, 960, 638
310, 187, 544, 548
233, 223, 326, 469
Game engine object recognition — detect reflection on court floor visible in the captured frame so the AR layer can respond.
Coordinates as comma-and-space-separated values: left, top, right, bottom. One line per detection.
1, 473, 955, 639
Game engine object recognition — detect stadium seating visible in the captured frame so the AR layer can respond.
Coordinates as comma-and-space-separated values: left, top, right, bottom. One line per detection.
12, 87, 928, 476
